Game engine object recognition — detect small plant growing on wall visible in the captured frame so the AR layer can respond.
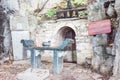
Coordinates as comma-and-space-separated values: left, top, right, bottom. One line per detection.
72, 0, 87, 7
45, 10, 57, 19
79, 10, 88, 18
43, 0, 88, 20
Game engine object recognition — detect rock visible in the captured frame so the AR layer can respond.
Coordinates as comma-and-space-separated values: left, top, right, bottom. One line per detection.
92, 52, 104, 71
109, 74, 120, 80
91, 34, 108, 47
112, 19, 120, 75
115, 0, 120, 17
106, 47, 112, 55
17, 68, 49, 80
92, 73, 103, 80
93, 46, 106, 56
91, 34, 108, 72
85, 57, 91, 65
87, 2, 106, 21
100, 63, 111, 75
107, 3, 115, 17
100, 56, 114, 75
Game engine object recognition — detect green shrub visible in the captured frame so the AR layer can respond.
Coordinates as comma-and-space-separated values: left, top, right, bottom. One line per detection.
46, 10, 56, 19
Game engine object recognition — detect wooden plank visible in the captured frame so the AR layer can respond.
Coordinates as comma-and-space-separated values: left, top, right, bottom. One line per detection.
88, 19, 111, 35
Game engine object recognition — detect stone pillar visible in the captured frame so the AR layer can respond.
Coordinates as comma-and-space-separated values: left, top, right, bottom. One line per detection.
53, 50, 64, 74
31, 49, 42, 68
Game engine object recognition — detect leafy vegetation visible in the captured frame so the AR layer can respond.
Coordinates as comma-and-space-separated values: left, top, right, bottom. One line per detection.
46, 10, 57, 19
72, 0, 87, 7
45, 0, 87, 19
79, 10, 88, 18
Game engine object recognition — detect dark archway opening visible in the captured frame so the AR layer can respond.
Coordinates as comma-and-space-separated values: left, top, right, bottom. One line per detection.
58, 26, 77, 63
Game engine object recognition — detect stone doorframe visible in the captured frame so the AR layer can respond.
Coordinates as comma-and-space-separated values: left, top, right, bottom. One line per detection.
56, 26, 77, 63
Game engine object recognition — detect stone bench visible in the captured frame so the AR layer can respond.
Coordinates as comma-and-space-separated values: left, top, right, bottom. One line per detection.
21, 38, 74, 74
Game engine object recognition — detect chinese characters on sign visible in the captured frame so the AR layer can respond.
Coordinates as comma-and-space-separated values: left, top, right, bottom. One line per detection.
56, 9, 78, 19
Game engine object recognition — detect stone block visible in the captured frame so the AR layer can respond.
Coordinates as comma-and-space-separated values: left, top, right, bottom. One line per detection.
17, 68, 49, 80
76, 43, 92, 51
10, 16, 29, 31
12, 31, 29, 60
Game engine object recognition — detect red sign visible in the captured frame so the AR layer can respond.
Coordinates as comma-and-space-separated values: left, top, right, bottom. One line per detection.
88, 19, 111, 36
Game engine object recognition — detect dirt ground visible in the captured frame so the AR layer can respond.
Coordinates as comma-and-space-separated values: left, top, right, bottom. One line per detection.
0, 59, 108, 80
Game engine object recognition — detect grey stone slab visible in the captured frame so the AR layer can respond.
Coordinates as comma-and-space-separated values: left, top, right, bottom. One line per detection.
10, 16, 29, 31
12, 31, 30, 60
17, 68, 49, 80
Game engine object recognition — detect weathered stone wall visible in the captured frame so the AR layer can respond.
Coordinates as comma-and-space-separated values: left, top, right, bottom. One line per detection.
34, 19, 93, 64
75, 21, 93, 64
9, 0, 93, 64
10, 14, 93, 64
87, 0, 116, 76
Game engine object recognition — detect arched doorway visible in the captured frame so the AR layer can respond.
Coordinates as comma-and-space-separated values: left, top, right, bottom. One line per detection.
58, 26, 76, 63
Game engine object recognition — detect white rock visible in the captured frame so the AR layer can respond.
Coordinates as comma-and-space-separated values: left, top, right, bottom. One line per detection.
17, 68, 49, 80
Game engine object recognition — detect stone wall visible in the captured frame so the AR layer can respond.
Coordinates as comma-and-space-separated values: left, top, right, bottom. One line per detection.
34, 19, 93, 64
10, 14, 93, 64
9, 0, 93, 64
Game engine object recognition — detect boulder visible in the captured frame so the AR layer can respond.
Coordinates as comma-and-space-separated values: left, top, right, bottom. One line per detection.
115, 0, 120, 17
109, 74, 120, 80
91, 34, 108, 47
92, 50, 104, 71
100, 56, 114, 75
87, 2, 106, 21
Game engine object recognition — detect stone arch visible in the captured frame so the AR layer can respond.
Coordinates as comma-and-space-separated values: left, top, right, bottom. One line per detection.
57, 26, 76, 49
56, 26, 77, 63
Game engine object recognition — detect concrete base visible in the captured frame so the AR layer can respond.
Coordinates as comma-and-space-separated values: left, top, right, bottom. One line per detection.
17, 68, 49, 80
